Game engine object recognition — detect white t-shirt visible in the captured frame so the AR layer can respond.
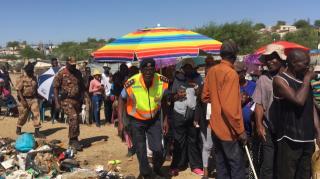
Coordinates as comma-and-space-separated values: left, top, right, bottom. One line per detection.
206, 103, 211, 120
174, 87, 197, 115
101, 73, 112, 96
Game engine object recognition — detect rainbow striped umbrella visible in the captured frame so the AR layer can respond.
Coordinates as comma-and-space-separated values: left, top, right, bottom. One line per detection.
93, 27, 222, 65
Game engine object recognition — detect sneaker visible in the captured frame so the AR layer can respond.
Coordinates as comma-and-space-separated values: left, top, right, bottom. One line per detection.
192, 168, 204, 176
169, 168, 179, 176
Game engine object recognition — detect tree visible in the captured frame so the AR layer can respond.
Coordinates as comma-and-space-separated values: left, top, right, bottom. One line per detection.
272, 20, 286, 32
6, 41, 20, 55
80, 38, 106, 51
314, 20, 320, 28
53, 42, 90, 60
6, 41, 20, 49
283, 27, 318, 49
195, 21, 260, 54
52, 38, 107, 61
293, 19, 310, 29
21, 41, 27, 46
106, 38, 116, 44
20, 46, 45, 59
254, 23, 266, 30
256, 32, 280, 47
276, 21, 286, 26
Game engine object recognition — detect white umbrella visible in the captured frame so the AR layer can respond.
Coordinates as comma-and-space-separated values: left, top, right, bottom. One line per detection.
37, 67, 62, 102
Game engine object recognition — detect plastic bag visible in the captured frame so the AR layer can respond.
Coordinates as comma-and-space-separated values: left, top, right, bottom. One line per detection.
312, 150, 320, 179
15, 133, 35, 152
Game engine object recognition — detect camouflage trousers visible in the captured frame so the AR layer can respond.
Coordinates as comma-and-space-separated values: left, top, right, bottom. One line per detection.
17, 98, 41, 128
61, 99, 81, 139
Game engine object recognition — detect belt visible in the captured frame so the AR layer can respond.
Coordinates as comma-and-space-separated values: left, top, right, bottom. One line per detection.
24, 96, 35, 99
129, 112, 160, 121
93, 93, 102, 96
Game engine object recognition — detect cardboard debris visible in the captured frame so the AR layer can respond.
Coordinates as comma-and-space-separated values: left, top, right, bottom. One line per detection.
6, 170, 32, 179
1, 158, 15, 169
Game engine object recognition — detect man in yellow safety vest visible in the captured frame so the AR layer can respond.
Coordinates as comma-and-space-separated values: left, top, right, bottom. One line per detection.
118, 58, 169, 179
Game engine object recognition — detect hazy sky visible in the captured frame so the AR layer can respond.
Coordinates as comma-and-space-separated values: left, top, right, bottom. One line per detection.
0, 0, 319, 46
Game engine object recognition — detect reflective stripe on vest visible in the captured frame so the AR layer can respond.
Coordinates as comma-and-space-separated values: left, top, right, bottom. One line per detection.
126, 73, 168, 120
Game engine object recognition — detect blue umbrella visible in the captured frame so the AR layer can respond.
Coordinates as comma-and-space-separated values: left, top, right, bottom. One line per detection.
37, 67, 62, 102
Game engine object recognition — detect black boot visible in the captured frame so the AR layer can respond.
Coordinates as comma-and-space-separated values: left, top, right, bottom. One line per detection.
16, 127, 22, 135
34, 128, 46, 139
69, 138, 83, 151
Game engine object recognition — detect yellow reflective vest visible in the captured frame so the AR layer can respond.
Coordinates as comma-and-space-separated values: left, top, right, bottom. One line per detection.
124, 73, 169, 120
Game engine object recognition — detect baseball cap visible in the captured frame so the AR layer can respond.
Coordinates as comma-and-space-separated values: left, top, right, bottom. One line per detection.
181, 57, 196, 69
103, 63, 110, 68
140, 58, 155, 69
259, 44, 287, 63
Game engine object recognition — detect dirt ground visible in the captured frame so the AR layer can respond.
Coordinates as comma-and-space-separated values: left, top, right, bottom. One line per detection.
0, 117, 202, 179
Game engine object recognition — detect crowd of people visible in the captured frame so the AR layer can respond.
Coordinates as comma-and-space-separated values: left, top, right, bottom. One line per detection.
0, 64, 17, 116
11, 39, 320, 179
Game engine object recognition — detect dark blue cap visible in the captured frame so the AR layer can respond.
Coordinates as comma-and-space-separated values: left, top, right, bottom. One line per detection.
140, 58, 155, 69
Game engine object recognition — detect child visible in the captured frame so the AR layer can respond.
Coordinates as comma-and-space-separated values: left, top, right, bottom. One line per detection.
174, 85, 197, 119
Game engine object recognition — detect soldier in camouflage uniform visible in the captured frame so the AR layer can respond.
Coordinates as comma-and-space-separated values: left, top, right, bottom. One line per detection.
16, 63, 46, 138
53, 57, 85, 151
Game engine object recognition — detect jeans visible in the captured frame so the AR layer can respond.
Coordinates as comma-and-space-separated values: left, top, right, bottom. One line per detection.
259, 127, 276, 179
214, 136, 246, 179
277, 138, 315, 179
130, 115, 163, 177
92, 94, 102, 126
